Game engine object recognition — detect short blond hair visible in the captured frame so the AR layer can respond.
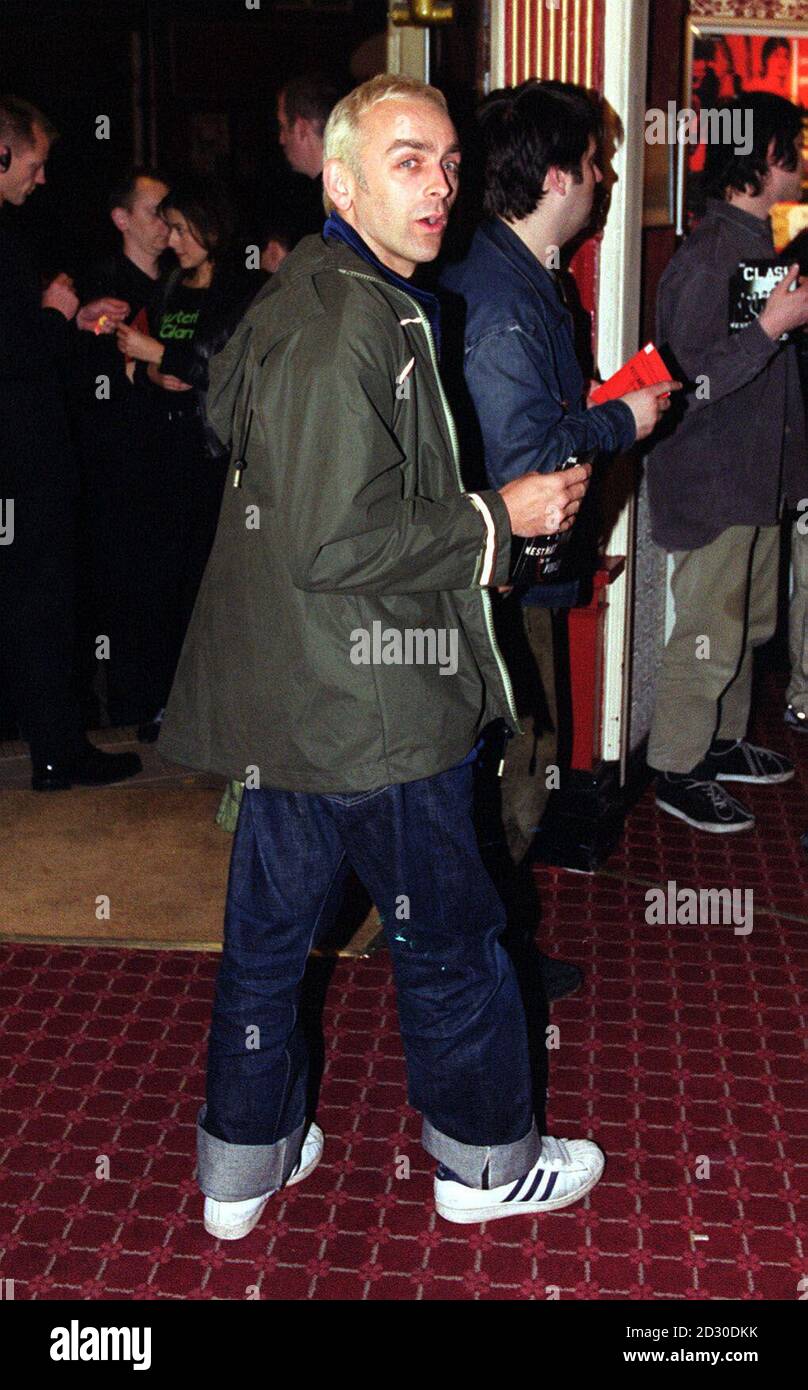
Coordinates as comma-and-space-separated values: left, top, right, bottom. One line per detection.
322, 73, 449, 214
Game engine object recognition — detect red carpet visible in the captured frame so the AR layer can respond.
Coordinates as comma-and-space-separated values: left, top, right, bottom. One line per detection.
1, 682, 806, 1301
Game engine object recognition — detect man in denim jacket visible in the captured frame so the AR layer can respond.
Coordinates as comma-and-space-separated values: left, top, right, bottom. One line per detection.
440, 81, 672, 997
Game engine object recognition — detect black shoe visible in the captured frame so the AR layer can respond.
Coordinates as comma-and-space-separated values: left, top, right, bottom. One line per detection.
706, 738, 794, 785
785, 706, 808, 733
32, 744, 142, 791
137, 707, 165, 744
655, 770, 754, 833
538, 952, 584, 1002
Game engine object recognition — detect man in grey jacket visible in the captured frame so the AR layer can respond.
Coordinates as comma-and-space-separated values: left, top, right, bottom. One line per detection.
647, 93, 808, 833
159, 75, 605, 1234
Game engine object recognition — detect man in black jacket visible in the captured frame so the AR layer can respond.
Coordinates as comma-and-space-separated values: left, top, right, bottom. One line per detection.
647, 94, 808, 832
276, 74, 341, 236
74, 167, 171, 727
0, 94, 141, 789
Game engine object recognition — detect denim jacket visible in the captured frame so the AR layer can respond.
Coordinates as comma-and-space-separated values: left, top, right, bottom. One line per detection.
440, 218, 635, 605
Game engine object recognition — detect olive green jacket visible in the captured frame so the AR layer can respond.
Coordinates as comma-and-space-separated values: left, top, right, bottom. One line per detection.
158, 234, 518, 793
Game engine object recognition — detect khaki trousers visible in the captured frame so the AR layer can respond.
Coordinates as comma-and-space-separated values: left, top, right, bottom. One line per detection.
648, 524, 780, 774
787, 518, 808, 715
497, 603, 558, 865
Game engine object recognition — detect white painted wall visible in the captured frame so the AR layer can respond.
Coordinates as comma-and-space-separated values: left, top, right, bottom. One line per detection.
597, 0, 650, 776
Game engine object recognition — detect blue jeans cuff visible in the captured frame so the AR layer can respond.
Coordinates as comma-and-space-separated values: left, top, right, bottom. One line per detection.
196, 1104, 306, 1201
421, 1117, 541, 1187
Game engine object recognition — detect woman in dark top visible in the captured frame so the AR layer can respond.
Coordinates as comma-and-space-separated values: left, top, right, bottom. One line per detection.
117, 178, 258, 741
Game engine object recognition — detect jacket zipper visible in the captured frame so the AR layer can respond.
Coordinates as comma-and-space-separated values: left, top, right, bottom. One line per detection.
338, 267, 519, 728
231, 338, 260, 487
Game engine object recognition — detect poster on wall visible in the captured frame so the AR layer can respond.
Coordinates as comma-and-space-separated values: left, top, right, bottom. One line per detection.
684, 21, 808, 244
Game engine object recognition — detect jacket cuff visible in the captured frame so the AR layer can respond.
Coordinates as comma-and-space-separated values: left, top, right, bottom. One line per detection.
743, 315, 782, 366
468, 488, 512, 585
600, 398, 637, 453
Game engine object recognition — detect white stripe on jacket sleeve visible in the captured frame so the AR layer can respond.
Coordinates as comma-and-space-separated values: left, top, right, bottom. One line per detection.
467, 492, 499, 587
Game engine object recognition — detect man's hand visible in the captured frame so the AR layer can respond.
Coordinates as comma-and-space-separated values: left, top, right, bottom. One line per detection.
42, 272, 79, 322
76, 297, 130, 333
499, 462, 591, 538
118, 323, 164, 364
621, 379, 680, 441
146, 362, 192, 391
759, 264, 808, 340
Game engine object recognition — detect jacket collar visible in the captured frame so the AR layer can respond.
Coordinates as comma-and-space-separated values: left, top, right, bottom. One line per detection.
323, 211, 441, 350
245, 235, 426, 349
476, 217, 568, 321
702, 197, 774, 252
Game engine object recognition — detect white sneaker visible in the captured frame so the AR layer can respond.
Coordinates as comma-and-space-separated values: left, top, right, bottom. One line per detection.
203, 1122, 324, 1240
434, 1135, 604, 1224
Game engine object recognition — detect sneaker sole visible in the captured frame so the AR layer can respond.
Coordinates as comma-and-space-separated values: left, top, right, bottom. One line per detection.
204, 1199, 272, 1241
204, 1128, 324, 1239
435, 1166, 603, 1224
655, 796, 754, 834
713, 770, 794, 785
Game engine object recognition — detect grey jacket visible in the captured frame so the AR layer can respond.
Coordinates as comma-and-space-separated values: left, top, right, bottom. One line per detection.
646, 200, 808, 552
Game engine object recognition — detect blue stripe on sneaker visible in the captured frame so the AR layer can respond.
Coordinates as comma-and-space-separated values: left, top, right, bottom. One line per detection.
519, 1166, 547, 1202
540, 1170, 558, 1202
503, 1173, 531, 1202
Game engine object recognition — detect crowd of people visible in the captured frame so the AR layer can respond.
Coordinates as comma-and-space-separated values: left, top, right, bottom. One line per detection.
0, 79, 335, 779
1, 71, 807, 1232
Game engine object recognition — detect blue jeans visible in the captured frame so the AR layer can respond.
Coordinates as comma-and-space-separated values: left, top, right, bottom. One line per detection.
197, 760, 540, 1199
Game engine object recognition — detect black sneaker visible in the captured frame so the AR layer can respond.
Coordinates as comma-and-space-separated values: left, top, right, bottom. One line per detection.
31, 743, 142, 791
538, 953, 584, 1002
784, 706, 808, 733
655, 771, 754, 834
137, 707, 166, 744
706, 738, 794, 785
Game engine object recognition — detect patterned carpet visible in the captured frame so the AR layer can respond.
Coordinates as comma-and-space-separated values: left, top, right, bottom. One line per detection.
0, 682, 806, 1301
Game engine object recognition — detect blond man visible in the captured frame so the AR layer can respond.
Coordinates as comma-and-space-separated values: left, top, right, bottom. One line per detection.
161, 75, 604, 1233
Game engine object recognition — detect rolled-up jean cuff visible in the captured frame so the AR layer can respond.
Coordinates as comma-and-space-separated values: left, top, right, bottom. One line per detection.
196, 1104, 306, 1201
421, 1117, 541, 1187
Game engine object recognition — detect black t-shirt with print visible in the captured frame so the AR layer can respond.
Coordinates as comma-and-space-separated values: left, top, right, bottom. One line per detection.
155, 282, 206, 352
145, 281, 209, 423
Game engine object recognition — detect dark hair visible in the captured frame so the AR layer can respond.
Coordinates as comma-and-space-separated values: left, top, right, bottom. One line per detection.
108, 165, 170, 215
693, 38, 716, 63
703, 92, 803, 199
258, 206, 304, 254
280, 74, 342, 135
761, 37, 790, 74
0, 93, 58, 149
477, 79, 602, 221
158, 176, 234, 260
